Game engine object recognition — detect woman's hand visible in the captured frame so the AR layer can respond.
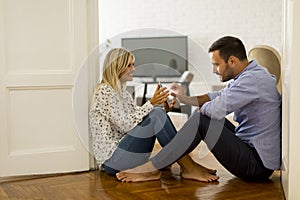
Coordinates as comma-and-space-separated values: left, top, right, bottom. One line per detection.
149, 84, 170, 107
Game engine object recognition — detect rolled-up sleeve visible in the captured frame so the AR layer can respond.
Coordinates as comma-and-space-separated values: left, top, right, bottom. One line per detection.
201, 89, 223, 119
201, 74, 259, 120
207, 90, 223, 100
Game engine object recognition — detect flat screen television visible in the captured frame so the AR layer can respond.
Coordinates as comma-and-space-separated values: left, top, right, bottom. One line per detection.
121, 36, 188, 79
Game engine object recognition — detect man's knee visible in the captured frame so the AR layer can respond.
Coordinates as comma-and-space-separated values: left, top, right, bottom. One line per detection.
190, 109, 207, 122
191, 110, 212, 123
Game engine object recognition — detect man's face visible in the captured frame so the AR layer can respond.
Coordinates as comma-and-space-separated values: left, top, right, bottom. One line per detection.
211, 50, 234, 82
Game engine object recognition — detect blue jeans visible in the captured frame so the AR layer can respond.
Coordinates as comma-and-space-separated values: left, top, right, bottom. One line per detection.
103, 108, 177, 175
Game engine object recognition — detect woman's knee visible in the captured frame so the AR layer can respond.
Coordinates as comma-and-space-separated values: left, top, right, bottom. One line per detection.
149, 107, 173, 132
151, 107, 166, 115
149, 107, 168, 121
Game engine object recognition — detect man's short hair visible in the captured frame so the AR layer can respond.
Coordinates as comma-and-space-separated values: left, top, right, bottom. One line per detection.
208, 36, 247, 62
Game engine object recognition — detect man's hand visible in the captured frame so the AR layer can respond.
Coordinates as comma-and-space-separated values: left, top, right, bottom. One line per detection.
170, 83, 186, 95
163, 99, 177, 112
170, 82, 204, 106
169, 83, 186, 104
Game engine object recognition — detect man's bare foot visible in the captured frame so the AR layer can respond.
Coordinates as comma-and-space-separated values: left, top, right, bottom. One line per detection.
202, 166, 217, 175
177, 155, 219, 182
181, 162, 219, 182
116, 170, 162, 182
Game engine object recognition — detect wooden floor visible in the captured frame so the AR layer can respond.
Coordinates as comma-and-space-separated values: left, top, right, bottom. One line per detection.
0, 145, 285, 200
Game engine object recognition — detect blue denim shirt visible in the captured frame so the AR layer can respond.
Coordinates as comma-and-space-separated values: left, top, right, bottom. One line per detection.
201, 60, 282, 170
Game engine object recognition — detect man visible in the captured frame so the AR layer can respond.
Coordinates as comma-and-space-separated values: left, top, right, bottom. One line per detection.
170, 36, 281, 180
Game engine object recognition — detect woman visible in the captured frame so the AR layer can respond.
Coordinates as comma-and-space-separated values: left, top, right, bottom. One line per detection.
89, 48, 218, 182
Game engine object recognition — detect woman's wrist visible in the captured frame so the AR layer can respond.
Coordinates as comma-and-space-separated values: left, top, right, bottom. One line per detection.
149, 98, 154, 106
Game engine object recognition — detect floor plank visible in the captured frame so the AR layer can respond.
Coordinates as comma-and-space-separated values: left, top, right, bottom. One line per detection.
0, 144, 285, 200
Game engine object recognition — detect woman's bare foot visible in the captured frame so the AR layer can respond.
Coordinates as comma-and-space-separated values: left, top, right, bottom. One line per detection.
115, 161, 162, 183
116, 170, 162, 182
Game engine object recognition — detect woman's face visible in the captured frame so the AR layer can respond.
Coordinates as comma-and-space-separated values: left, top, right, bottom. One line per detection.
119, 56, 135, 84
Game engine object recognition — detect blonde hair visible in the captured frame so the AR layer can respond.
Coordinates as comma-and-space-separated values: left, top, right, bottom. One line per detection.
97, 48, 134, 95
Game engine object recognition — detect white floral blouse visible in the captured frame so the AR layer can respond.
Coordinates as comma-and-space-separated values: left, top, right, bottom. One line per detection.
89, 84, 153, 167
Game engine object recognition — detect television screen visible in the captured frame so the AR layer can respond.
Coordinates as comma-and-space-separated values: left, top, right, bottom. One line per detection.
121, 36, 188, 78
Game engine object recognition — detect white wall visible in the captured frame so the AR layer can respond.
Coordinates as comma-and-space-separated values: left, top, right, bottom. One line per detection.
99, 0, 282, 53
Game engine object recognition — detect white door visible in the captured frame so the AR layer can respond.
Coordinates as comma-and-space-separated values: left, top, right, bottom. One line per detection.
282, 0, 300, 199
0, 0, 93, 176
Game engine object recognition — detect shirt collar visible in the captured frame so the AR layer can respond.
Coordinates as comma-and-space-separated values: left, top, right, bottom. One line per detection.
233, 60, 258, 80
